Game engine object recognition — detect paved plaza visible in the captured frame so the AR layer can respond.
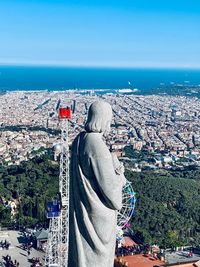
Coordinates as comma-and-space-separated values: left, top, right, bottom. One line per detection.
165, 249, 200, 265
0, 231, 45, 267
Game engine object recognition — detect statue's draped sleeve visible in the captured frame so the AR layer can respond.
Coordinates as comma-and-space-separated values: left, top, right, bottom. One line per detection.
88, 135, 125, 210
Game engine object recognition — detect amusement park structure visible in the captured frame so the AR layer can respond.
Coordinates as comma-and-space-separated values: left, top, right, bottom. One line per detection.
45, 107, 71, 267
45, 106, 136, 267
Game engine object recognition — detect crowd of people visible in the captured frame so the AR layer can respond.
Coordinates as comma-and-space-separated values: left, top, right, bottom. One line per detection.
20, 242, 32, 257
3, 255, 19, 267
20, 230, 44, 266
29, 257, 43, 267
115, 243, 151, 257
0, 239, 10, 250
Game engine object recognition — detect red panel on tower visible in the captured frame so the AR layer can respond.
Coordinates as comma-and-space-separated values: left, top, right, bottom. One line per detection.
59, 107, 71, 119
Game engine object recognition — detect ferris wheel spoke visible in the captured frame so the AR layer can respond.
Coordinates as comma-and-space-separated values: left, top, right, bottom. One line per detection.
117, 181, 136, 229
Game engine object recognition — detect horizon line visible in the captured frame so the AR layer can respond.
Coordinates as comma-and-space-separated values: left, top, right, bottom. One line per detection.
1, 61, 200, 70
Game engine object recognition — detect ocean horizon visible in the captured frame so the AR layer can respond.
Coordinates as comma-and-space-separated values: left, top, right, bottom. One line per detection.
0, 65, 200, 91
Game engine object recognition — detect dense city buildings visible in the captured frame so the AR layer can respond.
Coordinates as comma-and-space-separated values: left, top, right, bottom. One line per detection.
1, 90, 200, 169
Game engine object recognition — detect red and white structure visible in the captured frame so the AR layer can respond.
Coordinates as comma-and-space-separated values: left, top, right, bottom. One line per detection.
45, 107, 71, 267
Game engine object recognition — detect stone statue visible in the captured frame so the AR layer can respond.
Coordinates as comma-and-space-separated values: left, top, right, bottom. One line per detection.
68, 101, 126, 267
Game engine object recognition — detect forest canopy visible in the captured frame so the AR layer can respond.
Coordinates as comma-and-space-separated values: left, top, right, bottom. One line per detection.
1, 153, 200, 247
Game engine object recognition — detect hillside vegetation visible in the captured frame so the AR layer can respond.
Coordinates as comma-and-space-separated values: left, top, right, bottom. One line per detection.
127, 169, 200, 246
0, 154, 59, 228
1, 154, 200, 247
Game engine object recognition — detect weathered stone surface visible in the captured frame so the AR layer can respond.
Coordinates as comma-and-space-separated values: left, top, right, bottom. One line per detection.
68, 101, 125, 267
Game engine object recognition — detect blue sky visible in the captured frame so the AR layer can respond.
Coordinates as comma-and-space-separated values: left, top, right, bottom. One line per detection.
0, 0, 200, 68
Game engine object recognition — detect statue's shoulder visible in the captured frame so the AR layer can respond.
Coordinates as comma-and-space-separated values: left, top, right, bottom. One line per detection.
84, 132, 104, 144
72, 131, 102, 145
84, 133, 109, 156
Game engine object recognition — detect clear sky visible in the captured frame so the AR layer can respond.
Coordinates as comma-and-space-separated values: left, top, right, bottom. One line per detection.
0, 0, 200, 68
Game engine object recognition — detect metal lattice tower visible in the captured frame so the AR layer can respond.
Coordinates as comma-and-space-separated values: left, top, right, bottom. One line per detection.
45, 217, 62, 266
45, 108, 71, 267
59, 118, 70, 266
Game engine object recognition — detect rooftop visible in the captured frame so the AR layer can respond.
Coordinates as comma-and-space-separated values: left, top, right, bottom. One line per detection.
115, 254, 163, 267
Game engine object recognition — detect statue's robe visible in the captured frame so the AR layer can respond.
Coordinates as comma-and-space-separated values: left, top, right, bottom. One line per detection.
68, 132, 125, 267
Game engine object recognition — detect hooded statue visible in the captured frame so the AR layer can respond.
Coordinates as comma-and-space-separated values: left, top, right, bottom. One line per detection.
68, 101, 126, 267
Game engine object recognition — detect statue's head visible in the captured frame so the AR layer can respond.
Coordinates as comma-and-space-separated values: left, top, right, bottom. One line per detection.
85, 101, 112, 135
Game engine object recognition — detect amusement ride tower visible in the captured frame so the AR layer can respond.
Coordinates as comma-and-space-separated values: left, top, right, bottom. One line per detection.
45, 107, 71, 267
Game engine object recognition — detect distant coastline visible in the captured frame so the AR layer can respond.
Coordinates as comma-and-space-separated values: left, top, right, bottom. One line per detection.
0, 65, 200, 94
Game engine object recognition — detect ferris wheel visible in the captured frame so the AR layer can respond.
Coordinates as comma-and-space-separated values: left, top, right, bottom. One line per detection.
117, 180, 136, 229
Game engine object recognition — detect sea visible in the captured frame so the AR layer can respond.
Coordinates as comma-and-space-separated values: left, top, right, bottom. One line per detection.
0, 65, 200, 92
